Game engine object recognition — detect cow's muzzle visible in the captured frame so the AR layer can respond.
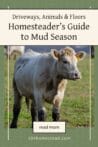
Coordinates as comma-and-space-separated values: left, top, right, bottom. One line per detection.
62, 71, 81, 80
70, 72, 81, 80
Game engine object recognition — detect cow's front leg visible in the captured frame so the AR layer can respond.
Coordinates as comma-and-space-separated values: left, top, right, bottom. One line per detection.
34, 91, 46, 121
52, 97, 61, 121
52, 94, 64, 121
52, 106, 60, 121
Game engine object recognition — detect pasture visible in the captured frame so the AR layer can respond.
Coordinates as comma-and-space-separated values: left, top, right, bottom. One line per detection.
4, 53, 94, 128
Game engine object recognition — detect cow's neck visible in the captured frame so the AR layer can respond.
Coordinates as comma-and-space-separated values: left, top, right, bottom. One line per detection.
51, 60, 64, 88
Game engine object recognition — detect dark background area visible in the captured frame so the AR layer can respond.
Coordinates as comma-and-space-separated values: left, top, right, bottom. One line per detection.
25, 45, 91, 53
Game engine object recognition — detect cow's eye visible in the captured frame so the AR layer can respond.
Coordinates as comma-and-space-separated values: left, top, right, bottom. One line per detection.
63, 60, 68, 64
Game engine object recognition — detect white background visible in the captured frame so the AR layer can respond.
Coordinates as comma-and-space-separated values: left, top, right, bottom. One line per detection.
0, 10, 98, 45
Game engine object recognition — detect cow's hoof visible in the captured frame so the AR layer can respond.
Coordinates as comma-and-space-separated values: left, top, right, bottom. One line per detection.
10, 123, 17, 128
38, 109, 46, 121
52, 112, 60, 121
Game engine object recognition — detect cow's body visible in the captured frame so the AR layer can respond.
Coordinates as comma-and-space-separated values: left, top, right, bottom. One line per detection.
15, 53, 67, 103
10, 47, 86, 128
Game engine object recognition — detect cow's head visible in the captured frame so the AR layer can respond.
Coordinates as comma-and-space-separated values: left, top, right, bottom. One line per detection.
51, 47, 86, 80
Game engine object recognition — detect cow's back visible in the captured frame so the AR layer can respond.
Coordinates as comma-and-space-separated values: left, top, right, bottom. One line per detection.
14, 52, 52, 97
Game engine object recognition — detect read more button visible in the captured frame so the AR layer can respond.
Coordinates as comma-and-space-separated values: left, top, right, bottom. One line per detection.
33, 122, 65, 133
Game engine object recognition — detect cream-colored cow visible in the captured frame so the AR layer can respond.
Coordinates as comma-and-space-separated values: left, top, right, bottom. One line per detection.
10, 47, 86, 128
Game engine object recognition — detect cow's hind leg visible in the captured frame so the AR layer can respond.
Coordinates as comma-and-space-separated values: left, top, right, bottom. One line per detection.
31, 100, 38, 128
10, 79, 22, 128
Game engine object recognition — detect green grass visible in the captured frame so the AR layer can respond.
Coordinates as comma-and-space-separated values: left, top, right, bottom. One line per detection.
4, 55, 94, 128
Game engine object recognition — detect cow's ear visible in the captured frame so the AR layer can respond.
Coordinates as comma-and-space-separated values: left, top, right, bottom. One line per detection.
51, 49, 60, 60
76, 51, 86, 61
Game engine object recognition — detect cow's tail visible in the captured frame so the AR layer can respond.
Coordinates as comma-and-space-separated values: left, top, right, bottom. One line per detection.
25, 97, 30, 111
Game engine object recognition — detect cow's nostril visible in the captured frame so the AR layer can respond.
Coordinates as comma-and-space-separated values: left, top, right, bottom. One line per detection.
75, 73, 78, 77
74, 72, 81, 79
